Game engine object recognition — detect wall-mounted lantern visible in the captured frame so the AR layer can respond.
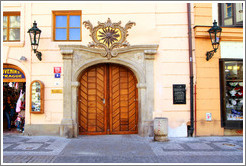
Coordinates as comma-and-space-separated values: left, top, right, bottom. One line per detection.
27, 21, 42, 61
206, 20, 222, 61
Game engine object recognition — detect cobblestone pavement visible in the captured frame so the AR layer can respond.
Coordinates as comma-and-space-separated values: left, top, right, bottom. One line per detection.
2, 133, 244, 164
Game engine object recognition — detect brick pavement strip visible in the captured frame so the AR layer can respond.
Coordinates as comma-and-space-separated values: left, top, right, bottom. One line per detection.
3, 155, 57, 163
3, 155, 242, 163
3, 135, 70, 156
2, 134, 244, 163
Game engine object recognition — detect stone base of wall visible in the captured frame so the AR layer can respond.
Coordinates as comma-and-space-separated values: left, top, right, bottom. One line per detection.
24, 124, 60, 136
24, 123, 154, 137
138, 121, 154, 137
224, 129, 243, 136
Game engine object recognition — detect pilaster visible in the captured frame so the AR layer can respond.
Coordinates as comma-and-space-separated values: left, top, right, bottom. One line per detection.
60, 49, 75, 138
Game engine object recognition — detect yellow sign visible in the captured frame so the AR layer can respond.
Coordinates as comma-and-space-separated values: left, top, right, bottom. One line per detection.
3, 68, 25, 79
51, 89, 63, 94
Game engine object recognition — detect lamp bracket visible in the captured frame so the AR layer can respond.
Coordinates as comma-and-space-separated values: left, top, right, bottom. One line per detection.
36, 51, 42, 61
206, 50, 215, 61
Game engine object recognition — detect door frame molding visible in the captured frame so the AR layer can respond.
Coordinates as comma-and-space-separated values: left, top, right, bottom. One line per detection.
59, 44, 158, 137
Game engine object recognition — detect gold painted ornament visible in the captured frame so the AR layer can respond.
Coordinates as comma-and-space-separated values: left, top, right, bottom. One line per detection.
83, 18, 135, 59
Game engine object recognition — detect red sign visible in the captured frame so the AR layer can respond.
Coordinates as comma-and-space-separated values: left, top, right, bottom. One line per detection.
54, 67, 61, 73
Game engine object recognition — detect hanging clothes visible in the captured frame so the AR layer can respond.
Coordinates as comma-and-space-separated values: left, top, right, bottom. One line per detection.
16, 90, 23, 113
20, 92, 25, 110
15, 82, 19, 90
9, 82, 14, 88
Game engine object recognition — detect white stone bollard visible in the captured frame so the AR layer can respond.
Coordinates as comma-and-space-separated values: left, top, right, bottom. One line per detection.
154, 117, 169, 142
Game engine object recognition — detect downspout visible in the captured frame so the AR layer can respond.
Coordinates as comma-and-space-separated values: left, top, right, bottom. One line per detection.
194, 84, 197, 136
187, 3, 194, 137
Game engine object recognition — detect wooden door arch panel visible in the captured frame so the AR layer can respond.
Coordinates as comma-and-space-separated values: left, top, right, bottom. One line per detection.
78, 64, 107, 135
78, 63, 138, 135
109, 64, 138, 134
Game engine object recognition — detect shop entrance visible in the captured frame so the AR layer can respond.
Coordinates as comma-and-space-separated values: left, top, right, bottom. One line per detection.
78, 63, 138, 135
3, 64, 26, 133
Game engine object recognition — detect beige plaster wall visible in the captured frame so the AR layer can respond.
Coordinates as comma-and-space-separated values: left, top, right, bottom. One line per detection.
154, 3, 194, 137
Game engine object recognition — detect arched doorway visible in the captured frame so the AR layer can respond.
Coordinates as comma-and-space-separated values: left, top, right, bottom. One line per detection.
3, 63, 26, 133
59, 44, 158, 138
78, 63, 138, 135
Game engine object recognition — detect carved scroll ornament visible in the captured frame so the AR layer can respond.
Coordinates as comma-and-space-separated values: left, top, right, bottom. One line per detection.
83, 18, 136, 59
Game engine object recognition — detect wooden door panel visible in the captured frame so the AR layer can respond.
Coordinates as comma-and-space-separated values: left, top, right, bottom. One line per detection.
109, 64, 138, 134
79, 64, 138, 135
79, 64, 107, 135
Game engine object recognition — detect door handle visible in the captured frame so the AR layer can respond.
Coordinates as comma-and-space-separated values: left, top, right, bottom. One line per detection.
102, 98, 105, 104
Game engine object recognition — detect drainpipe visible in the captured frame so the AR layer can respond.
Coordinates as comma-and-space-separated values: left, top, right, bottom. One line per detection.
187, 3, 194, 137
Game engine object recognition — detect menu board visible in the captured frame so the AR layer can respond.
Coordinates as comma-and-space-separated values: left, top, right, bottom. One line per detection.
173, 84, 186, 104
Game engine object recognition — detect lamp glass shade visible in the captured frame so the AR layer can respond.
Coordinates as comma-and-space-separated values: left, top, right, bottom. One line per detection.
27, 21, 41, 53
208, 20, 222, 51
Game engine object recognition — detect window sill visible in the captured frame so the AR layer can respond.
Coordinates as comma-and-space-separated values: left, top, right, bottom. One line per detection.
52, 41, 82, 45
3, 41, 24, 47
220, 25, 243, 28
53, 40, 82, 43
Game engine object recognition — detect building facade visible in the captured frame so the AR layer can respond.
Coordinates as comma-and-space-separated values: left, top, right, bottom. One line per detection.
194, 3, 244, 136
2, 2, 244, 137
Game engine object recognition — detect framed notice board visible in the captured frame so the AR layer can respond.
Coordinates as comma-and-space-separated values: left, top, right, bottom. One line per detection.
173, 84, 186, 104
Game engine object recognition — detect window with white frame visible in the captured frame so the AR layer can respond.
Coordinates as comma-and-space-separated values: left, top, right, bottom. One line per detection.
3, 12, 21, 41
219, 3, 243, 27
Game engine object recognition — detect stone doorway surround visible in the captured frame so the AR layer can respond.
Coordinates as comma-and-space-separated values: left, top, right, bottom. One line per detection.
59, 44, 158, 138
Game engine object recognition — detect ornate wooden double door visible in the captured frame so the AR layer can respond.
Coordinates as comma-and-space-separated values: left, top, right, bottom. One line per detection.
78, 64, 138, 135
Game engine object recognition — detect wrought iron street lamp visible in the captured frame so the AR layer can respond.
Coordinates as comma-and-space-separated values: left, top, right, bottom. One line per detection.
27, 21, 42, 61
206, 20, 222, 61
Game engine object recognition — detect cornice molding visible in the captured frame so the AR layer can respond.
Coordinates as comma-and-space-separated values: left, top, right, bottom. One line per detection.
59, 44, 159, 58
194, 26, 243, 41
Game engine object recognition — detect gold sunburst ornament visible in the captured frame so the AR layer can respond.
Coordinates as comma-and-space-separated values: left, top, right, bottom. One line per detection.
83, 18, 135, 59
97, 27, 121, 47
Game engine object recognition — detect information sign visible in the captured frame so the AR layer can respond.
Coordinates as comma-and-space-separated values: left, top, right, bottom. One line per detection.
173, 84, 186, 104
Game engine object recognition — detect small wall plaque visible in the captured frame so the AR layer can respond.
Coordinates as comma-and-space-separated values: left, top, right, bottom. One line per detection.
173, 84, 186, 104
206, 113, 212, 121
51, 89, 63, 94
55, 73, 61, 78
54, 67, 61, 73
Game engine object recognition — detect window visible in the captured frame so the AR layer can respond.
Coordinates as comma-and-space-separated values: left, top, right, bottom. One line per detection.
53, 11, 81, 41
3, 12, 21, 41
219, 3, 243, 27
220, 59, 243, 129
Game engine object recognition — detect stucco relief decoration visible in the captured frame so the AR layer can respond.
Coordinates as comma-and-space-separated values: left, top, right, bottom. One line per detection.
83, 18, 136, 59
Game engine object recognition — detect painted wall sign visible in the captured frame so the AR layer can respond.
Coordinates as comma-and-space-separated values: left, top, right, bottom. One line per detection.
3, 68, 25, 79
54, 67, 61, 73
